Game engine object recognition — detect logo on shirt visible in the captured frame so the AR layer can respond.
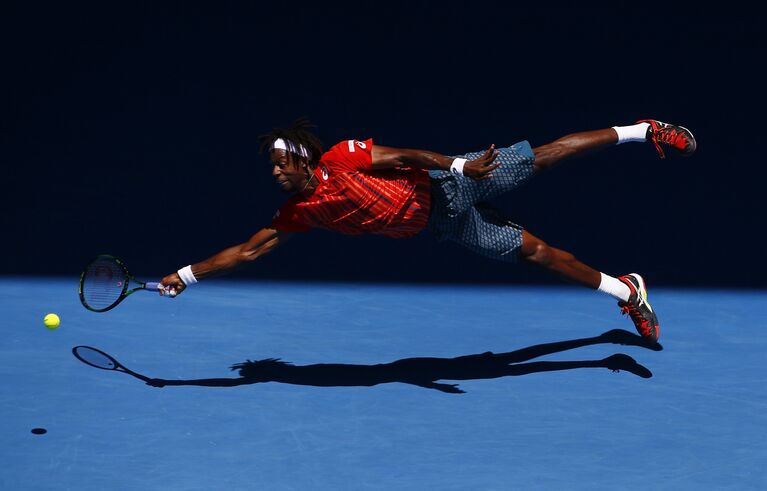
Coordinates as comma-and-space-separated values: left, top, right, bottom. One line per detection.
321, 166, 329, 180
347, 140, 367, 152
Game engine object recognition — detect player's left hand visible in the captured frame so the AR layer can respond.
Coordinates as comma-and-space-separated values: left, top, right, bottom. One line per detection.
463, 144, 500, 180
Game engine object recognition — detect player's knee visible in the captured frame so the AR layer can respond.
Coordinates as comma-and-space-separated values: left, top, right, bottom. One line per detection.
522, 241, 554, 266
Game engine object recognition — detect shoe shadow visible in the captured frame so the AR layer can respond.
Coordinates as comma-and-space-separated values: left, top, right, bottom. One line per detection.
145, 329, 661, 394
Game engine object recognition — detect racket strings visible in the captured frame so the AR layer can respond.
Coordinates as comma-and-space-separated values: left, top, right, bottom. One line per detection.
81, 258, 126, 310
73, 347, 118, 369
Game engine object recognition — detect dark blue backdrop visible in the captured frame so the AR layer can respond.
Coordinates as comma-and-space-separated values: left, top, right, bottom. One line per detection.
2, 2, 763, 287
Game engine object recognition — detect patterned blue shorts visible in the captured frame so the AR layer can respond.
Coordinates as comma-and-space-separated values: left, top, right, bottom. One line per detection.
427, 141, 535, 263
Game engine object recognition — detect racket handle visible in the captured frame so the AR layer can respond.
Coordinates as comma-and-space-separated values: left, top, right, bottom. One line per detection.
149, 281, 176, 298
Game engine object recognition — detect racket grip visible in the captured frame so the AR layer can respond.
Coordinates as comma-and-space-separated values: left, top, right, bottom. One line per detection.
149, 282, 176, 298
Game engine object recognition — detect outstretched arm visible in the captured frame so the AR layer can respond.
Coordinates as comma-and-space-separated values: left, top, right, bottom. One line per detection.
371, 144, 500, 180
147, 378, 255, 387
159, 227, 292, 296
406, 380, 466, 394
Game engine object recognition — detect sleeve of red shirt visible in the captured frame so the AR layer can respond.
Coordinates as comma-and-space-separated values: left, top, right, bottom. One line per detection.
270, 198, 312, 232
321, 138, 374, 172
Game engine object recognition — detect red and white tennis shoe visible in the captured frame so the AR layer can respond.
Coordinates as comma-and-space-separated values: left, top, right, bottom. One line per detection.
638, 119, 697, 159
617, 273, 660, 343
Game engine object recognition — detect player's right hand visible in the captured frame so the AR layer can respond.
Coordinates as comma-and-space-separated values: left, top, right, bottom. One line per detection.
159, 272, 186, 297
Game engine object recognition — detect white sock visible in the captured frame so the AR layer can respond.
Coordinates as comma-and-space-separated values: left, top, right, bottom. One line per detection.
612, 123, 650, 144
598, 272, 630, 302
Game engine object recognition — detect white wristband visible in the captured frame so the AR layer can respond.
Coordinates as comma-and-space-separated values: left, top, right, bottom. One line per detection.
450, 158, 467, 176
177, 265, 198, 286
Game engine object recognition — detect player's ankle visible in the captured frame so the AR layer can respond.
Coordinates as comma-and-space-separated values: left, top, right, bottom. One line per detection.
612, 123, 650, 145
597, 273, 631, 302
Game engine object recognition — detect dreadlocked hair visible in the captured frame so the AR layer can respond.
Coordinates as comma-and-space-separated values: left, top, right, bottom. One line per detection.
258, 117, 324, 168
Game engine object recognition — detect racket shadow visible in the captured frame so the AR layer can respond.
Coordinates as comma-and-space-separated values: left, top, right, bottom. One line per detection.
143, 329, 661, 394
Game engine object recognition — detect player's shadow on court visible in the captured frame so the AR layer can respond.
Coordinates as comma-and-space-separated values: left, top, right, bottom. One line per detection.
146, 329, 661, 394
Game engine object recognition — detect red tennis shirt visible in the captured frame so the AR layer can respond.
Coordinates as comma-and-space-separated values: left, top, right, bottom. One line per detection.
270, 139, 431, 238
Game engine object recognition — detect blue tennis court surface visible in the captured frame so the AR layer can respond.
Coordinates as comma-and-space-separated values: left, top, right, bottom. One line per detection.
2, 278, 766, 489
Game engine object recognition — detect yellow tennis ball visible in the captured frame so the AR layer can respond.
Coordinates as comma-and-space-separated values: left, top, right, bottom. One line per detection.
43, 313, 60, 330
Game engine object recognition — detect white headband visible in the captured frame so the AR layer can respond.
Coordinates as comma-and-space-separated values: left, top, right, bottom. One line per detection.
270, 138, 311, 159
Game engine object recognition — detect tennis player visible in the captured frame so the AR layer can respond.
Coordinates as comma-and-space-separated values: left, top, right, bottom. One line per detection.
160, 118, 696, 342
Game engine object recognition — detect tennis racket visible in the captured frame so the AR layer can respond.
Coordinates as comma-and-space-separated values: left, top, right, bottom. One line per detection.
79, 254, 162, 312
71, 346, 151, 383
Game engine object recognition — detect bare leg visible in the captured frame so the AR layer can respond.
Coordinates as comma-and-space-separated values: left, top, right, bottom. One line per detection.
520, 230, 601, 288
532, 128, 618, 174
